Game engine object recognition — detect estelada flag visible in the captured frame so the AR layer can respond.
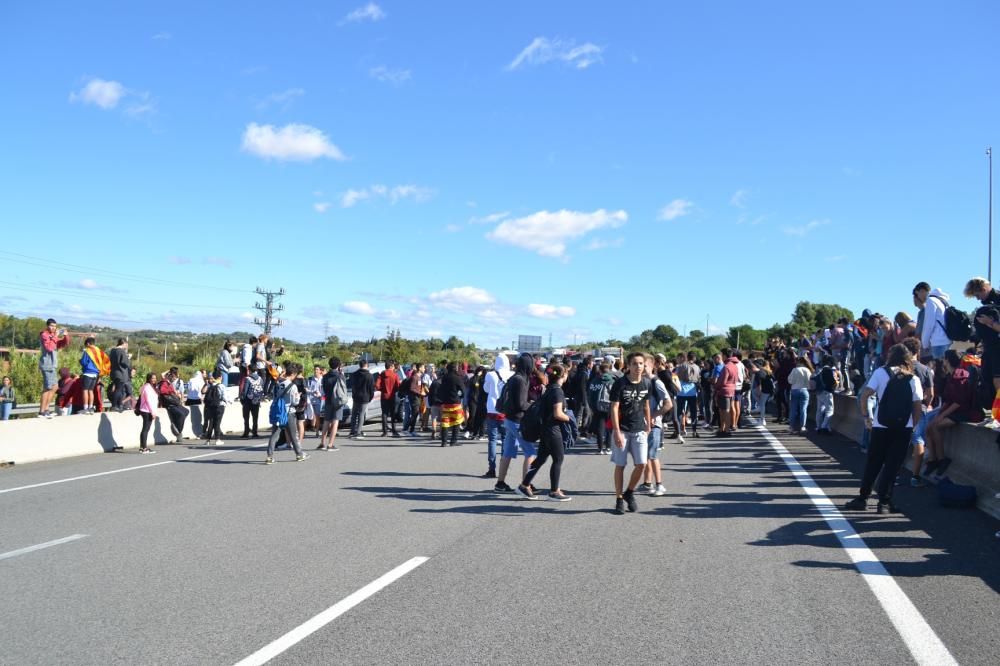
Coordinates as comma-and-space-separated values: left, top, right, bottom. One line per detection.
85, 346, 112, 377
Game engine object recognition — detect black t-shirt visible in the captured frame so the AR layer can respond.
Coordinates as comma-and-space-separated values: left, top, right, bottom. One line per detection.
610, 375, 650, 432
541, 384, 566, 441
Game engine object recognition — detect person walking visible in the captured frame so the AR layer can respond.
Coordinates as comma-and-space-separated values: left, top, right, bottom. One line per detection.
1, 376, 15, 421
516, 363, 572, 502
137, 372, 159, 454
240, 368, 264, 438
265, 363, 308, 464
349, 359, 374, 438
845, 344, 924, 514
403, 363, 425, 437
610, 352, 652, 514
494, 353, 536, 492
754, 360, 776, 426
482, 355, 513, 478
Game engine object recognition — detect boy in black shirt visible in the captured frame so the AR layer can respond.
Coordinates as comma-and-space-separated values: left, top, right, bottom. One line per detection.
610, 352, 652, 514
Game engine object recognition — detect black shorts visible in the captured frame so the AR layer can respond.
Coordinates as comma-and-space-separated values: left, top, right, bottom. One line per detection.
81, 375, 98, 390
983, 347, 1000, 380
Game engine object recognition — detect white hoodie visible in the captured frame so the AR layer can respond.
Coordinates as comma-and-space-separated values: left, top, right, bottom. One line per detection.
921, 288, 952, 350
482, 354, 513, 415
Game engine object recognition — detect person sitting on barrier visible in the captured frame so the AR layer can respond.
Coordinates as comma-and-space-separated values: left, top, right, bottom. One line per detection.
924, 350, 979, 479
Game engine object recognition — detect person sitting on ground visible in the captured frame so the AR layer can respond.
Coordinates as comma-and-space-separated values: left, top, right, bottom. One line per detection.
923, 350, 979, 479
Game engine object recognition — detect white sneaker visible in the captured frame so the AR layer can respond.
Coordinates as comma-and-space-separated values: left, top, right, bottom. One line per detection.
652, 484, 667, 497
463, 431, 471, 439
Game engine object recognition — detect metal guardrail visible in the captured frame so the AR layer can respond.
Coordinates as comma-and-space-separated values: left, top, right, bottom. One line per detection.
6, 401, 112, 418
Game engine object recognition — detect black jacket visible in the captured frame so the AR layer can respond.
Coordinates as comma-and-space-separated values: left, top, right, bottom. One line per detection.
350, 368, 375, 403
109, 346, 131, 383
439, 373, 465, 404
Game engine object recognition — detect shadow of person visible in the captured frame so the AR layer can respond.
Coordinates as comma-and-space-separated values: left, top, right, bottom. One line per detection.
96, 413, 120, 452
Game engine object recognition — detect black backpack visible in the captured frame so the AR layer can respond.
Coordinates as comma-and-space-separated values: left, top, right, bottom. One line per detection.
204, 382, 224, 408
933, 297, 973, 342
519, 398, 545, 443
820, 367, 837, 392
760, 372, 775, 395
876, 367, 913, 429
497, 374, 514, 416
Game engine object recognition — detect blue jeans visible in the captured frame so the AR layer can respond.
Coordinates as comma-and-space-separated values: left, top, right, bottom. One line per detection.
930, 344, 949, 360
911, 408, 938, 446
789, 388, 809, 432
1, 401, 11, 420
485, 415, 504, 469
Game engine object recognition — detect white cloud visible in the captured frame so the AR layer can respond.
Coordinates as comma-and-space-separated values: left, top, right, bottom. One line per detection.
507, 37, 604, 70
487, 208, 628, 258
241, 122, 346, 162
369, 66, 411, 85
340, 301, 375, 315
168, 256, 191, 265
340, 184, 432, 208
730, 189, 749, 208
444, 224, 462, 233
152, 31, 172, 41
825, 255, 846, 263
341, 2, 386, 24
429, 286, 496, 310
256, 88, 305, 110
468, 211, 510, 225
240, 312, 254, 321
707, 323, 726, 335
527, 304, 576, 319
79, 278, 99, 289
314, 202, 332, 213
69, 78, 125, 109
426, 329, 443, 338
657, 199, 694, 221
782, 219, 830, 237
584, 237, 624, 251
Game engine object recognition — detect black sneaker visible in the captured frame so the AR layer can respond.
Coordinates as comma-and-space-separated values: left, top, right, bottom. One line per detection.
922, 459, 941, 476
482, 469, 497, 479
637, 483, 652, 493
875, 501, 899, 515
623, 490, 638, 513
614, 497, 626, 515
935, 457, 952, 475
494, 481, 514, 493
844, 497, 868, 511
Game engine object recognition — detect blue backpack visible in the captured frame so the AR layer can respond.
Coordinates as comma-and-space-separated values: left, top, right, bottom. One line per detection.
268, 383, 290, 427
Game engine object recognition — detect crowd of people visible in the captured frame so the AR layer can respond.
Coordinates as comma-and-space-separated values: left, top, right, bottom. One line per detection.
8, 276, 1000, 517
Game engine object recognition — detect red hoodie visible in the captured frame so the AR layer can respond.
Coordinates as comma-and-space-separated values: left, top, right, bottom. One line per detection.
715, 358, 740, 398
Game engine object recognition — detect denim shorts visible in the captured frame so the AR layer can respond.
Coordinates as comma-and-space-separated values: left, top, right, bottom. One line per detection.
40, 367, 58, 390
611, 430, 648, 466
501, 420, 536, 458
647, 426, 662, 460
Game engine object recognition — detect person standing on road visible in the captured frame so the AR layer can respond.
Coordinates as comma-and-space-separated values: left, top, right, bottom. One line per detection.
203, 370, 227, 446
403, 363, 426, 437
320, 356, 347, 450
108, 338, 132, 411
376, 361, 402, 438
714, 350, 739, 438
587, 361, 614, 453
787, 357, 813, 435
482, 355, 512, 478
137, 372, 159, 454
306, 365, 324, 437
439, 362, 466, 447
846, 343, 923, 514
640, 357, 671, 497
265, 363, 308, 465
610, 352, 652, 515
38, 318, 70, 419
240, 367, 264, 438
349, 359, 374, 439
516, 363, 572, 502
1, 376, 16, 421
494, 353, 535, 493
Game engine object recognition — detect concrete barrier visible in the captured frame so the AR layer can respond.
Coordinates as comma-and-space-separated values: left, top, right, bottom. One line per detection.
828, 392, 1000, 519
0, 393, 252, 465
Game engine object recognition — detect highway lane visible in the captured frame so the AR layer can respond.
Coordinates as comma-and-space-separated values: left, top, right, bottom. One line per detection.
1, 424, 997, 664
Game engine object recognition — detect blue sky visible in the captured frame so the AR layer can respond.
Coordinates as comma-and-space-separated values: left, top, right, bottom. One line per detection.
1, 1, 998, 347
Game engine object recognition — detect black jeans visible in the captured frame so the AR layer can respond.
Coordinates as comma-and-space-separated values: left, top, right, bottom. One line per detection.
592, 410, 610, 449
523, 428, 565, 491
111, 378, 132, 410
351, 400, 369, 435
205, 405, 225, 440
700, 389, 713, 425
139, 412, 154, 449
380, 398, 398, 435
775, 387, 790, 421
575, 395, 591, 436
242, 401, 260, 435
165, 404, 188, 435
859, 426, 912, 503
441, 423, 460, 446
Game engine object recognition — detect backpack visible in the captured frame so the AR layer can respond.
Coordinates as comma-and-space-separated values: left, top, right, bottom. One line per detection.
497, 374, 514, 416
596, 381, 612, 412
760, 373, 776, 395
329, 372, 348, 410
518, 398, 545, 443
932, 296, 973, 342
204, 382, 224, 408
936, 477, 977, 508
875, 367, 913, 429
268, 383, 291, 427
819, 367, 837, 392
397, 373, 411, 397
244, 376, 264, 403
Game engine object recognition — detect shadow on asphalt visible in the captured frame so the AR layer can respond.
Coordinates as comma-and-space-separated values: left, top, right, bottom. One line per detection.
341, 471, 482, 478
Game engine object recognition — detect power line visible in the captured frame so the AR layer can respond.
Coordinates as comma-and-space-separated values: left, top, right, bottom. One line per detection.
0, 280, 249, 310
0, 250, 250, 294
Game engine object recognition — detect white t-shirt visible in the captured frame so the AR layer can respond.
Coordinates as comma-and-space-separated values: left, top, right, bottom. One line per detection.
865, 366, 923, 429
788, 367, 812, 391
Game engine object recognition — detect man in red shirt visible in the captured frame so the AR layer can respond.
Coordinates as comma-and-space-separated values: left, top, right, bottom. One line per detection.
377, 361, 402, 437
38, 318, 70, 419
714, 349, 740, 438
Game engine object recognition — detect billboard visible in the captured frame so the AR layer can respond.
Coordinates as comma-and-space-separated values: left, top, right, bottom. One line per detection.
517, 335, 543, 353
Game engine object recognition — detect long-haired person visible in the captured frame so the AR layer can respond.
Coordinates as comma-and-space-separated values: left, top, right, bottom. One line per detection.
137, 373, 160, 454
516, 363, 572, 502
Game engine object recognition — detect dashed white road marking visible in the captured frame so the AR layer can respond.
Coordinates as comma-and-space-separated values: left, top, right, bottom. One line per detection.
0, 534, 88, 561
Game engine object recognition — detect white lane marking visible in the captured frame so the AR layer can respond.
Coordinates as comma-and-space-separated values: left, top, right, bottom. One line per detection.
0, 534, 88, 561
755, 426, 957, 666
234, 556, 430, 666
0, 446, 265, 495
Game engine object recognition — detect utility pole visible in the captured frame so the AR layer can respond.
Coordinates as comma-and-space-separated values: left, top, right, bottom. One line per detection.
253, 287, 285, 336
989, 146, 994, 283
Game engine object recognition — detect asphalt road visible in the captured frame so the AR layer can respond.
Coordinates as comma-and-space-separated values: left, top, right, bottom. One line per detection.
1, 422, 997, 665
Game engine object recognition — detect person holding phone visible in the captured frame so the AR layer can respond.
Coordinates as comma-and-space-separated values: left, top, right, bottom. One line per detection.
38, 318, 70, 419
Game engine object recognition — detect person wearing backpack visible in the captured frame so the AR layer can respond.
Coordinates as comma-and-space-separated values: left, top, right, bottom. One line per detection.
913, 282, 956, 362
923, 350, 979, 479
493, 353, 535, 493
265, 363, 308, 464
754, 360, 776, 427
515, 363, 572, 502
587, 361, 615, 453
846, 344, 924, 514
319, 357, 347, 450
240, 368, 264, 438
481, 355, 512, 478
812, 355, 839, 434
203, 370, 227, 446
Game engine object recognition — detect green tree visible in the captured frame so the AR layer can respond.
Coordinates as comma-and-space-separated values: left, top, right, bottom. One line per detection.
726, 324, 766, 351
651, 324, 679, 345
